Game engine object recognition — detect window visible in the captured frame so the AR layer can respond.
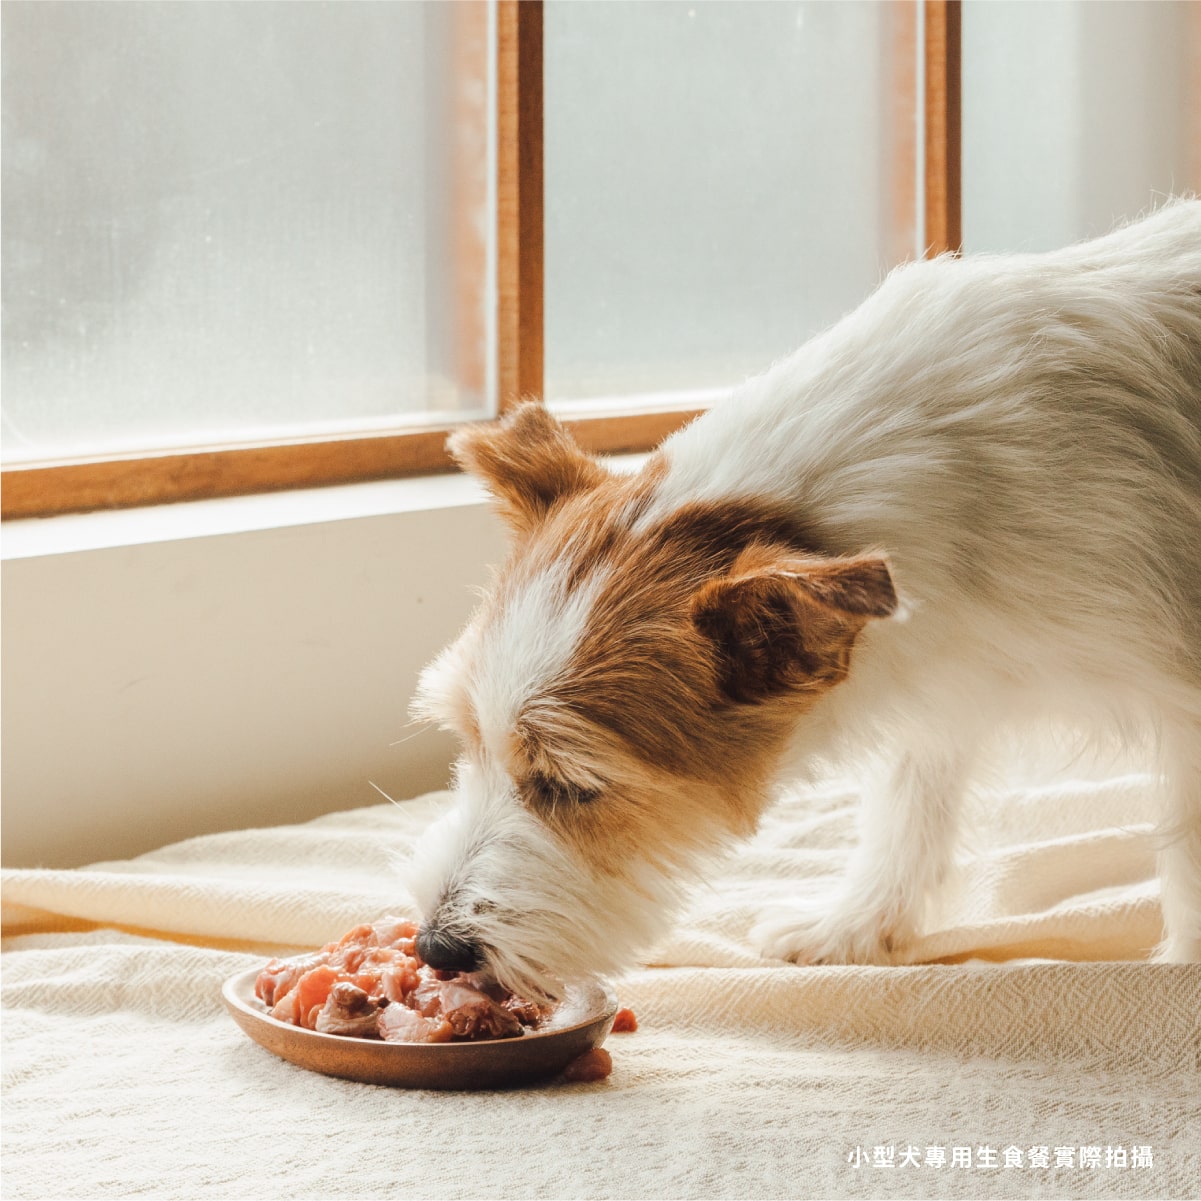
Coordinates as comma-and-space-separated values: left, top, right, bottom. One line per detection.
3, 1, 492, 459
3, 0, 495, 515
4, 1, 1193, 519
543, 0, 919, 408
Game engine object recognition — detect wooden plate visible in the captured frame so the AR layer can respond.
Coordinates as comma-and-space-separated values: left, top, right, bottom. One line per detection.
222, 968, 617, 1090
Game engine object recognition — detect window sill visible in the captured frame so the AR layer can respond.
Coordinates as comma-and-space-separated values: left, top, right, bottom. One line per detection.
1, 473, 487, 562
1, 453, 649, 562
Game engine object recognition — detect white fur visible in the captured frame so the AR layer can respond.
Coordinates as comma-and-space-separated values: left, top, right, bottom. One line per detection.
417, 200, 1201, 986
685, 200, 1201, 964
414, 556, 609, 754
472, 561, 607, 758
402, 757, 682, 1001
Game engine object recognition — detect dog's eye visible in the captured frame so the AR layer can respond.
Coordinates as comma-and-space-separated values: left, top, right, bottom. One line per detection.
527, 774, 600, 808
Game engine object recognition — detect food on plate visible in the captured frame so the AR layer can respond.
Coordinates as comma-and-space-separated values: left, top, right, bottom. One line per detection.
254, 917, 549, 1043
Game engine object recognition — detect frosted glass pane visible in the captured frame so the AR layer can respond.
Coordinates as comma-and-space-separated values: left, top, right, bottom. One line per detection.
962, 1, 1199, 253
1, 1, 493, 462
544, 0, 917, 406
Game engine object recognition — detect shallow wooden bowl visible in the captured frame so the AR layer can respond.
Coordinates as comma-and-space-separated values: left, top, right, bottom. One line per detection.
222, 968, 617, 1090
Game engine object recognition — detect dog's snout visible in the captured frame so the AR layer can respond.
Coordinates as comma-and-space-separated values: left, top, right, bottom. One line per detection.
415, 924, 482, 972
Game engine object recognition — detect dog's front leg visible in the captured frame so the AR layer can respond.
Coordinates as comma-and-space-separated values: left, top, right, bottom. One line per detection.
752, 743, 970, 965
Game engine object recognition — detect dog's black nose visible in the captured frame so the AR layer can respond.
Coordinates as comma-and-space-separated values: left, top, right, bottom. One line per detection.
415, 925, 481, 972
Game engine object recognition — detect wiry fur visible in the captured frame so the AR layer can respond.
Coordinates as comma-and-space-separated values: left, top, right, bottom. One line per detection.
409, 200, 1201, 996
403, 759, 686, 1002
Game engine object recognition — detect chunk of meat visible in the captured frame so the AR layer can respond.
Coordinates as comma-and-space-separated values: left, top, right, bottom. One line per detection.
269, 986, 301, 1026
294, 964, 341, 1028
314, 982, 384, 1038
439, 982, 525, 1040
252, 916, 545, 1044
503, 994, 550, 1026
378, 1003, 454, 1044
409, 971, 525, 1040
369, 917, 419, 949
379, 959, 422, 1003
611, 1007, 638, 1033
255, 954, 321, 1008
562, 1047, 612, 1083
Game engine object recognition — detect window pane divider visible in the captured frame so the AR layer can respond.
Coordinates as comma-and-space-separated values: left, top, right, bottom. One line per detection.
923, 0, 962, 256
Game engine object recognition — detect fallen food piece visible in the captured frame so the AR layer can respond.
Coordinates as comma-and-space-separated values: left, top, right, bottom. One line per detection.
253, 917, 549, 1044
561, 1046, 613, 1083
610, 1007, 638, 1033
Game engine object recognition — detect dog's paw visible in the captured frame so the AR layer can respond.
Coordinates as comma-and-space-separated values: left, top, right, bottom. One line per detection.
750, 901, 911, 966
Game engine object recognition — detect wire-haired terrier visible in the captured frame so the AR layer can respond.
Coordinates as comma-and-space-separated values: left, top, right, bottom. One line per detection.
407, 201, 1201, 998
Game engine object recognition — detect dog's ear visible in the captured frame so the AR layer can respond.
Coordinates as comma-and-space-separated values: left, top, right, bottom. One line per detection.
448, 402, 608, 534
690, 548, 897, 703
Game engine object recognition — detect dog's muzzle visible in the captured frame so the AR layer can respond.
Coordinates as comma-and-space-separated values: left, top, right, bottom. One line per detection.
415, 924, 482, 973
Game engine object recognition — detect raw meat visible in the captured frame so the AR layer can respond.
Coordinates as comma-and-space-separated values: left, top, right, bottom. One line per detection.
253, 917, 547, 1044
611, 1007, 638, 1033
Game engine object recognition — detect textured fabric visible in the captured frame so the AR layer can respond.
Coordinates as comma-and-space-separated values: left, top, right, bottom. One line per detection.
2, 774, 1199, 1200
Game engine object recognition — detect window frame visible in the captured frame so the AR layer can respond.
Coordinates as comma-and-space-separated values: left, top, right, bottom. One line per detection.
0, 0, 960, 520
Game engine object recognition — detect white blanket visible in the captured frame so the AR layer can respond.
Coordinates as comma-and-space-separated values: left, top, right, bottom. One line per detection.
3, 774, 1199, 1200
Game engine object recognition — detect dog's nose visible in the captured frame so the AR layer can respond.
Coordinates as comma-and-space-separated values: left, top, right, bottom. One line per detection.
415, 924, 482, 972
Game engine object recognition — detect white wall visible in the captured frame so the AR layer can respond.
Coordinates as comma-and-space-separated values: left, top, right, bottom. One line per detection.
1, 481, 506, 868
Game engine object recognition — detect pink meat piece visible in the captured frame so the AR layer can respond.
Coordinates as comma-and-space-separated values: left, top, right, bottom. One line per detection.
254, 954, 321, 1008
332, 923, 376, 951
270, 986, 302, 1026
380, 960, 422, 1003
442, 988, 524, 1040
378, 1003, 454, 1044
562, 1047, 612, 1083
408, 967, 447, 1017
409, 970, 524, 1040
370, 917, 419, 949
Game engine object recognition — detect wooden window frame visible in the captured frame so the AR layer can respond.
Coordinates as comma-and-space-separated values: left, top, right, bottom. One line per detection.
1, 0, 960, 520
923, 0, 962, 257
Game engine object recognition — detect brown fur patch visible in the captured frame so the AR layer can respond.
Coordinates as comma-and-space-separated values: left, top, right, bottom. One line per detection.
452, 408, 895, 883
448, 402, 608, 536
692, 547, 896, 702
494, 482, 892, 876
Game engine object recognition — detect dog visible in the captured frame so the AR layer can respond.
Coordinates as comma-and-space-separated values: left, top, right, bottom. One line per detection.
407, 200, 1201, 999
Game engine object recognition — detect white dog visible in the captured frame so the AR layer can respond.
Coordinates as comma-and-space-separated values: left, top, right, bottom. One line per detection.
408, 201, 1201, 998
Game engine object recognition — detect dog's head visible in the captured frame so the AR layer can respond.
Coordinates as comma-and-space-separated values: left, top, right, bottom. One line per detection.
406, 403, 895, 998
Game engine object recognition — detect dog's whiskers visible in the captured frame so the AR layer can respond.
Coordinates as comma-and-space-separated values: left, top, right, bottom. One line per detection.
367, 779, 404, 809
